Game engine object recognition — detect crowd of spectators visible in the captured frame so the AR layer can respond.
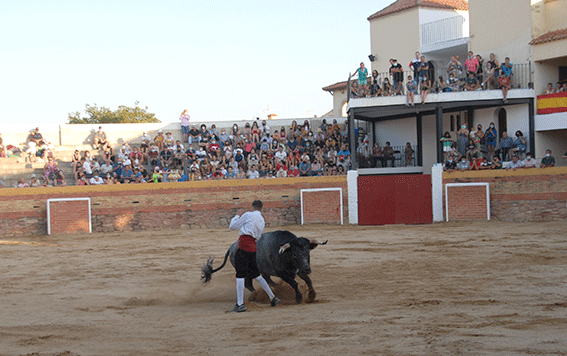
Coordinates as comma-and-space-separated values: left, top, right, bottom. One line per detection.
67, 118, 352, 185
351, 51, 516, 103
543, 81, 567, 95
441, 123, 559, 172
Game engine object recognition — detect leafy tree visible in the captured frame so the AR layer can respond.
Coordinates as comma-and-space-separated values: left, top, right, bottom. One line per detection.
68, 101, 160, 124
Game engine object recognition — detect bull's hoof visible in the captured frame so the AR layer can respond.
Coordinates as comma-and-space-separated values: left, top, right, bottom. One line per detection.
295, 294, 303, 304
307, 290, 316, 303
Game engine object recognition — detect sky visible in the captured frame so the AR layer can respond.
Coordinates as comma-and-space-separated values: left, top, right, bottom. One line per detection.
0, 0, 392, 125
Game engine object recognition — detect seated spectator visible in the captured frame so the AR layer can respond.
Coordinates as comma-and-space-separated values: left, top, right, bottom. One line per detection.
90, 174, 105, 185
153, 129, 165, 150
247, 164, 259, 179
498, 71, 511, 102
43, 156, 60, 181
287, 165, 300, 177
103, 173, 113, 185
54, 170, 67, 186
208, 139, 221, 160
29, 174, 40, 187
160, 147, 174, 167
446, 73, 460, 92
491, 155, 503, 169
164, 132, 175, 148
543, 83, 555, 95
506, 155, 524, 170
381, 78, 393, 96
298, 156, 312, 176
444, 154, 457, 172
168, 169, 181, 181
77, 172, 90, 185
483, 62, 497, 90
497, 131, 513, 161
522, 153, 537, 168
140, 131, 151, 150
17, 178, 30, 188
501, 57, 513, 81
540, 149, 555, 168
188, 124, 200, 146
480, 157, 492, 170
151, 167, 162, 183
120, 164, 134, 183
381, 142, 395, 167
457, 156, 469, 171
148, 145, 160, 167
405, 75, 418, 106
509, 131, 526, 159
94, 126, 111, 151
172, 145, 186, 169
469, 156, 482, 170
370, 70, 381, 97
463, 72, 480, 91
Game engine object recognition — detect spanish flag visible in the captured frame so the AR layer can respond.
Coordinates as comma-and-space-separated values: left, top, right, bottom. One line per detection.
537, 92, 567, 114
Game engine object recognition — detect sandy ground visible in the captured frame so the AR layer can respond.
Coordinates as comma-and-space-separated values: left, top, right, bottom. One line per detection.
1, 221, 566, 356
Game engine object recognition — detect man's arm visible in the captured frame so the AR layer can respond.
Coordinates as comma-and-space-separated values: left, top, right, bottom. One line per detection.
229, 212, 247, 231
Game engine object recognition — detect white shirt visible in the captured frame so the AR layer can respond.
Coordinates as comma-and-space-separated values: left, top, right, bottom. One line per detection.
90, 177, 104, 185
229, 210, 265, 239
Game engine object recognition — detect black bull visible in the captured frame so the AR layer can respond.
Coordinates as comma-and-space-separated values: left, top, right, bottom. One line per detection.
201, 230, 327, 303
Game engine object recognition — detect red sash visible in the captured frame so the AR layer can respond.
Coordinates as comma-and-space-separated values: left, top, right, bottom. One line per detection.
238, 235, 257, 252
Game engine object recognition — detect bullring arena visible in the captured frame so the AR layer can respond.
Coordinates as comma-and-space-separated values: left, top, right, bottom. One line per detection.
1, 220, 566, 355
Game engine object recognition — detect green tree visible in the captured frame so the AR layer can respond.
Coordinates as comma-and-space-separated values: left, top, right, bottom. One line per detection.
68, 102, 160, 124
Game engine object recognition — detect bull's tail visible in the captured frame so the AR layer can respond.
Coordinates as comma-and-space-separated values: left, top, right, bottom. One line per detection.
201, 249, 230, 284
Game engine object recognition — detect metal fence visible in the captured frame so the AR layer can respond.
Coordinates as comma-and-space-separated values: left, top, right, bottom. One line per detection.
420, 15, 466, 46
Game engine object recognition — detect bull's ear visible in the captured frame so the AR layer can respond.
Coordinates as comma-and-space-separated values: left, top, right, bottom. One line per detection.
309, 239, 328, 250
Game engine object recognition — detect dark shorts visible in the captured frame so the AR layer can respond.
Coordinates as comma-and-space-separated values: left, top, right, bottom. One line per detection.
182, 126, 190, 135
235, 249, 260, 279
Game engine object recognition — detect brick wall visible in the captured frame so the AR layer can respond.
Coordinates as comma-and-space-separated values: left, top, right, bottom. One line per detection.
446, 185, 488, 221
48, 199, 91, 234
443, 167, 567, 222
0, 176, 347, 237
302, 189, 342, 224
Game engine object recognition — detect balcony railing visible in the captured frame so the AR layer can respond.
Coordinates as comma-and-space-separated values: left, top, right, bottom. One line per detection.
420, 15, 467, 46
348, 62, 532, 101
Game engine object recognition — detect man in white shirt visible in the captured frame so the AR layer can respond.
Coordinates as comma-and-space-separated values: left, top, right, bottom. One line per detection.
228, 200, 279, 312
89, 174, 104, 185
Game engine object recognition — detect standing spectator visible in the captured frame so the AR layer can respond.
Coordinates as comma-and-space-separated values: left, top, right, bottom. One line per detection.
370, 70, 381, 97
475, 54, 484, 84
140, 131, 151, 151
404, 142, 414, 166
487, 53, 500, 77
405, 75, 418, 106
446, 56, 461, 79
441, 131, 453, 163
94, 126, 111, 151
464, 51, 480, 75
540, 149, 555, 168
457, 124, 469, 159
353, 62, 369, 97
544, 83, 555, 95
179, 109, 191, 142
498, 71, 511, 102
418, 55, 429, 83
389, 59, 404, 95
497, 131, 513, 161
410, 51, 421, 80
419, 73, 430, 104
501, 57, 514, 82
485, 123, 497, 160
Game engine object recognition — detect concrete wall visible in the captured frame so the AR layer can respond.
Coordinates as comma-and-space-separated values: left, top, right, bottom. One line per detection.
369, 7, 420, 75
0, 176, 348, 237
532, 0, 567, 39
469, 0, 532, 63
535, 129, 567, 166
443, 167, 567, 222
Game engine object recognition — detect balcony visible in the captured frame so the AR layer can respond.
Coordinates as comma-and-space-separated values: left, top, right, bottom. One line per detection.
420, 15, 469, 54
535, 92, 567, 131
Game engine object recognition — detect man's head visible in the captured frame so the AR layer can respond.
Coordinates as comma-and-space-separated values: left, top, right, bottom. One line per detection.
546, 149, 552, 156
512, 155, 519, 162
252, 200, 263, 211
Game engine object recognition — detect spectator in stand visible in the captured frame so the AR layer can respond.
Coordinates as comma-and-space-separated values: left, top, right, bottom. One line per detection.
353, 62, 369, 97
437, 75, 447, 92
498, 71, 511, 102
497, 131, 513, 161
522, 152, 537, 168
487, 53, 500, 77
483, 62, 497, 90
91, 157, 100, 176
381, 142, 395, 167
463, 72, 480, 91
54, 170, 66, 186
287, 164, 299, 177
148, 145, 160, 167
464, 51, 480, 76
209, 124, 219, 139
405, 75, 418, 106
446, 56, 461, 79
94, 126, 111, 151
179, 109, 191, 143
485, 123, 498, 160
29, 174, 40, 187
251, 121, 261, 144
90, 174, 104, 185
540, 149, 555, 168
544, 83, 555, 95
404, 142, 414, 166
199, 124, 210, 150
410, 51, 421, 79
43, 156, 60, 182
507, 155, 524, 170
509, 130, 527, 159
457, 156, 469, 171
501, 57, 513, 82
418, 55, 429, 83
153, 129, 165, 150
164, 132, 175, 149
491, 155, 503, 169
189, 124, 200, 146
440, 131, 453, 163
456, 124, 469, 159
172, 144, 186, 169
140, 131, 151, 151
370, 70, 381, 97
444, 154, 457, 172
298, 156, 312, 176
247, 164, 259, 179
382, 77, 393, 96
389, 59, 404, 95
77, 172, 90, 186
420, 73, 430, 104
476, 54, 484, 84
208, 139, 221, 160
71, 150, 81, 172
446, 72, 460, 92
17, 178, 30, 188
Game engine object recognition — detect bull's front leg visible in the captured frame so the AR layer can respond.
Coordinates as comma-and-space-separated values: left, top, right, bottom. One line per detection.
278, 272, 302, 304
298, 272, 316, 303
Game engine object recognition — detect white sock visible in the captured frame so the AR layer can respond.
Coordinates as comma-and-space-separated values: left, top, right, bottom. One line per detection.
255, 276, 275, 300
236, 278, 245, 306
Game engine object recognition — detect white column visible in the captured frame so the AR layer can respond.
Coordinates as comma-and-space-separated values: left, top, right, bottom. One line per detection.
431, 163, 444, 222
347, 170, 359, 224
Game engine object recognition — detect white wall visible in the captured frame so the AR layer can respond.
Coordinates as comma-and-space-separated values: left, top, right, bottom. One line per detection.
535, 130, 567, 166
374, 117, 417, 147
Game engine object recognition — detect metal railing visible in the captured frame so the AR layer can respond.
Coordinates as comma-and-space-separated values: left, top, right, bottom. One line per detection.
420, 15, 467, 46
356, 145, 417, 168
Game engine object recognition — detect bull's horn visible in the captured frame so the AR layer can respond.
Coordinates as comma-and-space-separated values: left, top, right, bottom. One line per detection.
279, 243, 291, 254
310, 239, 328, 245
